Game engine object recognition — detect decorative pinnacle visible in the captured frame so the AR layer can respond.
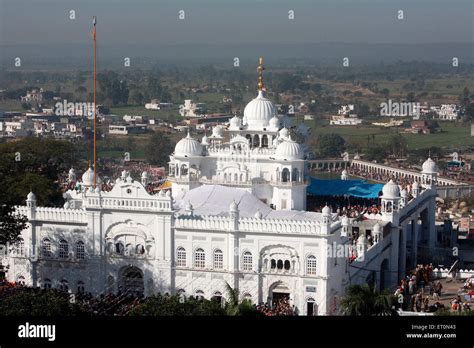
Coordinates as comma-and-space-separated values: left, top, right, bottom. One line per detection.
257, 57, 265, 91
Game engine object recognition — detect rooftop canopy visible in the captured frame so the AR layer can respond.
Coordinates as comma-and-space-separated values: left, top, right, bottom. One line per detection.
307, 178, 384, 199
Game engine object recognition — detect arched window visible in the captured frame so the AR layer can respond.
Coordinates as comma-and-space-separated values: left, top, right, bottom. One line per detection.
242, 251, 253, 271
195, 289, 205, 300
284, 260, 291, 271
136, 244, 145, 255
242, 293, 253, 303
17, 275, 25, 286
59, 279, 69, 292
42, 238, 52, 258
213, 249, 223, 269
306, 255, 317, 275
16, 238, 25, 256
43, 278, 52, 290
270, 259, 276, 269
77, 281, 85, 294
277, 259, 283, 270
59, 240, 69, 259
292, 168, 299, 182
115, 242, 124, 254
211, 291, 223, 304
76, 241, 85, 260
176, 247, 186, 267
281, 168, 290, 182
194, 248, 205, 268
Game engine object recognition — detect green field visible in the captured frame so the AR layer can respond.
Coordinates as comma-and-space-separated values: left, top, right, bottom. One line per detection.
308, 121, 474, 151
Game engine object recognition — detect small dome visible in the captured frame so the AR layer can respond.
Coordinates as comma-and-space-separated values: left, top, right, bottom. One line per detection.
211, 125, 225, 138
243, 90, 277, 129
82, 167, 94, 186
357, 233, 367, 244
373, 223, 381, 234
279, 127, 289, 139
274, 137, 304, 160
382, 179, 400, 199
269, 116, 280, 130
174, 133, 203, 157
322, 205, 331, 215
422, 157, 438, 174
27, 191, 36, 200
201, 135, 210, 146
229, 200, 239, 212
229, 115, 242, 130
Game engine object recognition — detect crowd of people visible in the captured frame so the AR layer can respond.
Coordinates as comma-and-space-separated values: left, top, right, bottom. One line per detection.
307, 195, 380, 218
256, 298, 297, 316
393, 264, 472, 314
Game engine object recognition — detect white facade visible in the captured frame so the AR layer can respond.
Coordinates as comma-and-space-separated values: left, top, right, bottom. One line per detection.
1, 67, 440, 316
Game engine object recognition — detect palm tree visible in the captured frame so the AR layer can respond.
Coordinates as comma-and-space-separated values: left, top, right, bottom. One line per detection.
223, 282, 259, 316
340, 284, 396, 316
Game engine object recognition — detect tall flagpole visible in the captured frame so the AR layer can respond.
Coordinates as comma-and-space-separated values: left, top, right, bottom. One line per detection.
93, 16, 97, 188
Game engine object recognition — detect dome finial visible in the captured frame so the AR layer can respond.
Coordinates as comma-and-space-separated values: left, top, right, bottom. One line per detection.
257, 57, 265, 92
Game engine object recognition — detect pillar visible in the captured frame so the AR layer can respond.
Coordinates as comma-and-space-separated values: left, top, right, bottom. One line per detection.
411, 219, 418, 269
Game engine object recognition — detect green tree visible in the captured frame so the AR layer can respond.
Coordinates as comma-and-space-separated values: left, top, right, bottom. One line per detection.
144, 132, 175, 167
316, 134, 346, 158
0, 288, 88, 316
0, 205, 27, 245
340, 284, 396, 316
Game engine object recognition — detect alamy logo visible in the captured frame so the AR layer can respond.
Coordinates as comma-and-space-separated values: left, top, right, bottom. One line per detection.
54, 99, 95, 117
380, 100, 420, 119
18, 322, 56, 341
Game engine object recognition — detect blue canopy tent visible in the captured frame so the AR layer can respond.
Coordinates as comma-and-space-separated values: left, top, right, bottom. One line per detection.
307, 178, 384, 199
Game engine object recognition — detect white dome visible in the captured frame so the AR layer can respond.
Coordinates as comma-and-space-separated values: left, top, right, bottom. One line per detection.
82, 167, 94, 186
382, 179, 400, 199
174, 133, 203, 157
27, 191, 36, 200
279, 127, 289, 139
229, 200, 239, 212
373, 223, 381, 234
211, 125, 225, 138
275, 137, 304, 160
322, 205, 331, 215
243, 90, 277, 129
422, 157, 438, 174
269, 116, 280, 130
229, 115, 242, 130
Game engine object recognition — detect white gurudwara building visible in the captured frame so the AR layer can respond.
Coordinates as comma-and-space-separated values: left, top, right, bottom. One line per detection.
1, 59, 439, 315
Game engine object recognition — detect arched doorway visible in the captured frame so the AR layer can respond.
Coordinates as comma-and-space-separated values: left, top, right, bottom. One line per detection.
269, 282, 291, 307
306, 297, 318, 316
119, 266, 144, 297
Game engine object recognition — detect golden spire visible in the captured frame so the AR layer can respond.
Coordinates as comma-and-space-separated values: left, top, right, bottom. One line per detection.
257, 57, 265, 91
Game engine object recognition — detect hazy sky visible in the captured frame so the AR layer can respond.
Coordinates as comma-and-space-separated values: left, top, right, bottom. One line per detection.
1, 0, 473, 46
